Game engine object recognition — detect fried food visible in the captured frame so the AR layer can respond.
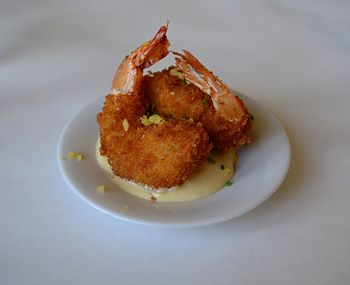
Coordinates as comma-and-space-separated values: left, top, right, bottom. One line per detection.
97, 23, 212, 189
142, 63, 252, 151
97, 23, 252, 190
98, 95, 212, 188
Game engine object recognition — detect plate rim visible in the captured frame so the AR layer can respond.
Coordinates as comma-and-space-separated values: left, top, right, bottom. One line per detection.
57, 93, 291, 228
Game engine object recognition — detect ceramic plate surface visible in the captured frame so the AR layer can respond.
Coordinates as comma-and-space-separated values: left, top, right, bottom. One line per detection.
57, 93, 290, 227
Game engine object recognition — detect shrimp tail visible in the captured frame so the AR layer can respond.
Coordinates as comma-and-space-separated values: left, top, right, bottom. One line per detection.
133, 20, 170, 68
111, 21, 170, 94
172, 50, 247, 122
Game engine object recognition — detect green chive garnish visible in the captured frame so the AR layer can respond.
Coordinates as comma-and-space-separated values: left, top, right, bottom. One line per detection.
201, 98, 209, 105
181, 78, 188, 85
207, 157, 216, 164
225, 180, 233, 187
220, 164, 225, 170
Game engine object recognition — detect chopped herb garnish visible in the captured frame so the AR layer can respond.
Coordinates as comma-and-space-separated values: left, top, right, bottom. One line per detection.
148, 114, 162, 124
207, 157, 216, 164
97, 185, 106, 193
225, 180, 233, 187
122, 118, 129, 132
140, 114, 163, 126
181, 78, 188, 85
170, 68, 180, 77
201, 98, 209, 105
220, 164, 225, 170
170, 68, 185, 79
66, 151, 84, 160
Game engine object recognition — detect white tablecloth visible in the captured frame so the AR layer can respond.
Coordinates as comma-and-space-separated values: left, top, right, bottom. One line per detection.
2, 0, 350, 284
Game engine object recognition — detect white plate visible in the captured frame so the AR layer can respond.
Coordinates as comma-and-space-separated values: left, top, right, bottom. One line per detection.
57, 93, 290, 228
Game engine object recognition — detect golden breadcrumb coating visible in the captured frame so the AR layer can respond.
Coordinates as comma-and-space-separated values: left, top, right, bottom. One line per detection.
142, 67, 252, 151
97, 93, 212, 189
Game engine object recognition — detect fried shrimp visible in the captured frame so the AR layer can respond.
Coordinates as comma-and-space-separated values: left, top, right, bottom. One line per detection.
97, 23, 212, 189
142, 51, 252, 151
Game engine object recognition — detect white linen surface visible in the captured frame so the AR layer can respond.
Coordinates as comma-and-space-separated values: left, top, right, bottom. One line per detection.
1, 0, 350, 284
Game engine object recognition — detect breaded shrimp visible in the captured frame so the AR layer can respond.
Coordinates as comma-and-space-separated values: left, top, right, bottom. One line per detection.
143, 67, 208, 121
142, 51, 252, 151
97, 23, 212, 189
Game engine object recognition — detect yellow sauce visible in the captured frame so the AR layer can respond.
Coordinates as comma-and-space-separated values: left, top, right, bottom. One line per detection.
96, 139, 237, 202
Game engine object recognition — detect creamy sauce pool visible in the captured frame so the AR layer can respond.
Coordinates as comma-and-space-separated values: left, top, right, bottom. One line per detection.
96, 139, 237, 202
